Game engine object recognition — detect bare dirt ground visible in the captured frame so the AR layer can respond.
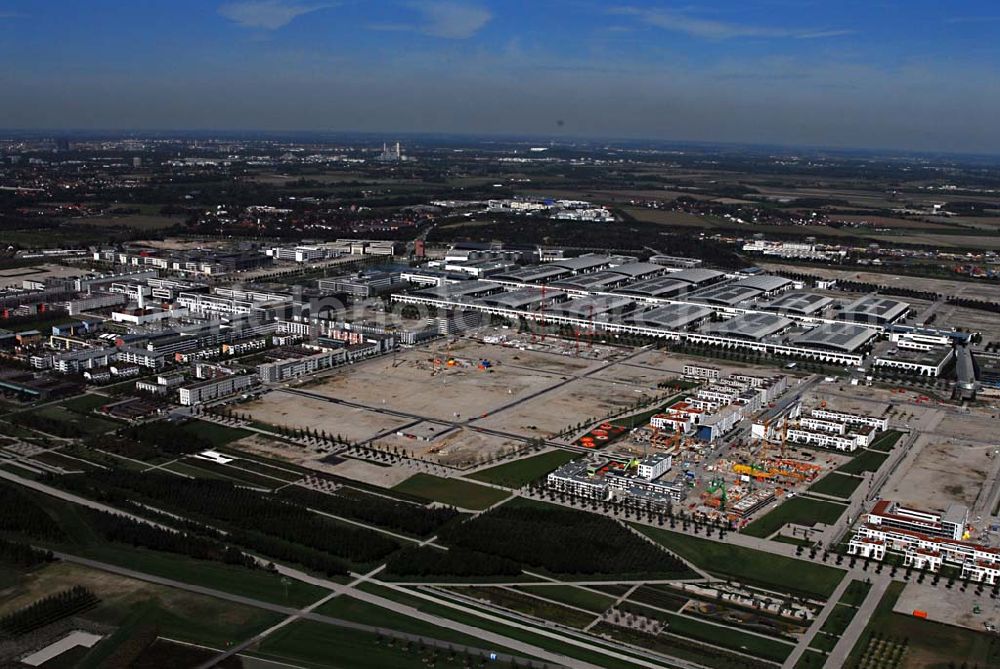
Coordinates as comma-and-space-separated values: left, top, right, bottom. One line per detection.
321, 458, 415, 487
475, 376, 652, 436
0, 263, 80, 289
894, 582, 1000, 632
376, 428, 522, 468
299, 340, 580, 423
242, 392, 411, 443
230, 433, 413, 485
882, 433, 993, 510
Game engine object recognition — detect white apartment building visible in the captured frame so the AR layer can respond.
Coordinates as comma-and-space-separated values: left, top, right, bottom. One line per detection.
810, 408, 887, 432
178, 374, 255, 406
683, 364, 721, 381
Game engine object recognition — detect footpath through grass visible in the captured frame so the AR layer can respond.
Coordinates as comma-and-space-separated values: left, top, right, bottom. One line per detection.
393, 473, 509, 510
467, 450, 577, 488
633, 524, 844, 599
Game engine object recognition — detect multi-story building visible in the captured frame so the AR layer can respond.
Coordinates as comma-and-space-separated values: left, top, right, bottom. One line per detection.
809, 408, 888, 432
683, 364, 721, 381
178, 374, 255, 406
846, 501, 1000, 582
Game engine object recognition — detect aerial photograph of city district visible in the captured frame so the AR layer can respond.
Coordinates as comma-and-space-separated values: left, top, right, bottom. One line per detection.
1, 1, 1000, 668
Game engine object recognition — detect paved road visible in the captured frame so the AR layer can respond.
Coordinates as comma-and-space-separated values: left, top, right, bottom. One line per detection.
823, 576, 891, 668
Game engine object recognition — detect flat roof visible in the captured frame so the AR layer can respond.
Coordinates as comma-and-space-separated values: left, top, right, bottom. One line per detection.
551, 270, 628, 292
701, 312, 792, 340
491, 265, 571, 283
480, 287, 567, 309
763, 291, 835, 316
839, 296, 909, 323
629, 303, 713, 329
555, 295, 635, 319
608, 262, 665, 279
666, 268, 725, 285
734, 275, 794, 292
414, 280, 501, 300
791, 322, 878, 353
688, 284, 763, 307
550, 254, 612, 272
613, 275, 691, 298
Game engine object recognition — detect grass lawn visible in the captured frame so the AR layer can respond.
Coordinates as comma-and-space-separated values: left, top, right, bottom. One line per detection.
808, 631, 840, 652
467, 450, 577, 488
393, 473, 509, 510
808, 472, 863, 499
178, 420, 253, 447
794, 649, 827, 669
632, 525, 845, 599
837, 449, 889, 475
845, 581, 1000, 668
772, 534, 814, 548
59, 393, 113, 414
838, 579, 872, 608
742, 497, 847, 539
819, 602, 857, 637
869, 429, 903, 452
515, 584, 615, 613
25, 405, 118, 436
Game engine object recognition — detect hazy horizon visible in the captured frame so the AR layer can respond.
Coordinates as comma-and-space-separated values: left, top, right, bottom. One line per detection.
2, 1, 998, 154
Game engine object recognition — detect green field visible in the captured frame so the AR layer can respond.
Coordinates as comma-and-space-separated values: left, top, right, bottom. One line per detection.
22, 405, 119, 436
869, 430, 903, 452
515, 584, 615, 613
633, 525, 845, 599
742, 496, 848, 539
808, 472, 863, 499
393, 474, 509, 510
467, 450, 577, 488
819, 602, 858, 637
59, 393, 114, 414
794, 649, 827, 669
837, 450, 889, 475
838, 579, 872, 608
177, 420, 252, 447
808, 631, 840, 652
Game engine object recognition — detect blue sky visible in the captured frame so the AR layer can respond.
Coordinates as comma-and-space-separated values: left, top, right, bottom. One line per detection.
1, 1, 999, 152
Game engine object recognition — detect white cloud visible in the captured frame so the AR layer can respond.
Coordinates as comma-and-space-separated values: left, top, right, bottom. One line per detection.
613, 7, 852, 41
370, 1, 492, 39
219, 1, 335, 30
